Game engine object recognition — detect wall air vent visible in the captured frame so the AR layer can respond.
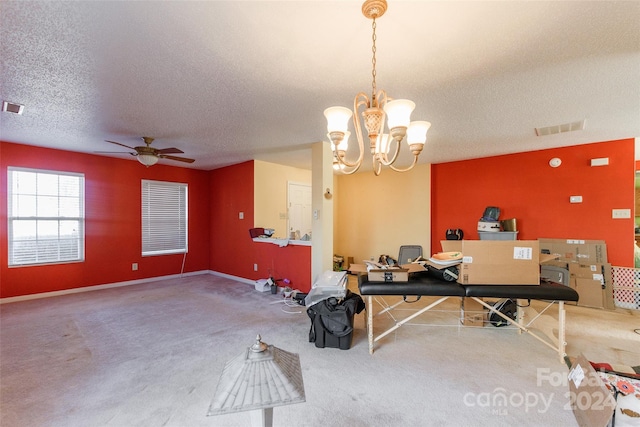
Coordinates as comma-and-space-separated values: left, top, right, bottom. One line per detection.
535, 119, 586, 136
2, 101, 24, 115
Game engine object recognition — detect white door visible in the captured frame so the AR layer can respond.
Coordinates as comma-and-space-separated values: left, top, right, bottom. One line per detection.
288, 182, 312, 238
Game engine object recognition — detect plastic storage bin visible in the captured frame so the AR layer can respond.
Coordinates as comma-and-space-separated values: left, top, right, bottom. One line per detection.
478, 231, 518, 240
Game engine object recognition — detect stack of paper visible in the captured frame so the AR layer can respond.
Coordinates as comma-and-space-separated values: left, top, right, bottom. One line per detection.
426, 251, 463, 269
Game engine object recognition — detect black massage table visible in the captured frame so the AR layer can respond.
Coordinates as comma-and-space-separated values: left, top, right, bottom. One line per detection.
357, 273, 579, 362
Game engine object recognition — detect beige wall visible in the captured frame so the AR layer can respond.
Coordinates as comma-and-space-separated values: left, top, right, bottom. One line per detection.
254, 159, 430, 268
254, 160, 312, 238
334, 163, 431, 265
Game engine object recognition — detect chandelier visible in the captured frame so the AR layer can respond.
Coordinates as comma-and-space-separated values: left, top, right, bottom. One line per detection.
324, 0, 431, 175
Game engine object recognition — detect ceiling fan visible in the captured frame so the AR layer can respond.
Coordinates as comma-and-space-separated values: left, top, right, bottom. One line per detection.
101, 137, 195, 166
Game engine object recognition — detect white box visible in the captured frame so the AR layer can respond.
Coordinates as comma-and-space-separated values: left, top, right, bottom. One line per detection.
255, 279, 271, 292
478, 221, 500, 232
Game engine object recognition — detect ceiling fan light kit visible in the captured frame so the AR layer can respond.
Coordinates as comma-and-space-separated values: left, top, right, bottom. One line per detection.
324, 0, 431, 176
137, 153, 159, 167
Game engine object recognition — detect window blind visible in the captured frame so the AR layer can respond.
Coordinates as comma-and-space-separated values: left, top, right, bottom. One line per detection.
141, 180, 188, 256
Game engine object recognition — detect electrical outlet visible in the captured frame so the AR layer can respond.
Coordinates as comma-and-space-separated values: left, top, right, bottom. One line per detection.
612, 209, 631, 219
239, 211, 244, 219
132, 263, 138, 271
254, 263, 258, 271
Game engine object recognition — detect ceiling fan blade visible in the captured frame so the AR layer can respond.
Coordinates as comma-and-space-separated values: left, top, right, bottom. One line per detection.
95, 150, 133, 153
105, 140, 136, 150
156, 147, 184, 154
160, 154, 195, 163
95, 151, 137, 157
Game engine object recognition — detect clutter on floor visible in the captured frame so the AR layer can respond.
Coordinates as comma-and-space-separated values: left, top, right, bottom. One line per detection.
566, 353, 640, 427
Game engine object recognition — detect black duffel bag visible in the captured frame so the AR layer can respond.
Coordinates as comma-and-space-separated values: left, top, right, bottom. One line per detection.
307, 290, 365, 350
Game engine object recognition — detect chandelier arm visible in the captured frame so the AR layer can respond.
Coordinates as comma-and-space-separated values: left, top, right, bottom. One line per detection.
388, 154, 419, 173
334, 149, 362, 172
373, 155, 383, 176
337, 162, 362, 175
350, 91, 370, 160
378, 138, 402, 166
376, 89, 389, 108
335, 151, 361, 169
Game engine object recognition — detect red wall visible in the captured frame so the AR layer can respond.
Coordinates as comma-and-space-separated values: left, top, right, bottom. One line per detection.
209, 161, 255, 279
1, 142, 211, 298
4, 138, 630, 298
431, 139, 635, 267
208, 162, 312, 292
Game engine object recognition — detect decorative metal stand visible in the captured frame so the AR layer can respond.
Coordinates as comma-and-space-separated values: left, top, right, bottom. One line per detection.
207, 335, 305, 427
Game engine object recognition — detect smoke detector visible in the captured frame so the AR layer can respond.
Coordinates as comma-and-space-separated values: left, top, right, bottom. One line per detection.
2, 101, 24, 115
535, 119, 586, 136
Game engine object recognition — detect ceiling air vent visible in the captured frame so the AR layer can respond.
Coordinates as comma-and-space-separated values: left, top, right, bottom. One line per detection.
2, 101, 24, 115
2, 101, 24, 114
535, 119, 586, 136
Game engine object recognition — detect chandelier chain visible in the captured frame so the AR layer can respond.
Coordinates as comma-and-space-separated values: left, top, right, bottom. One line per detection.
371, 17, 377, 102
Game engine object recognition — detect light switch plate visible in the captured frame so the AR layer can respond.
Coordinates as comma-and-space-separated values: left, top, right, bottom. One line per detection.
569, 195, 582, 203
612, 209, 631, 219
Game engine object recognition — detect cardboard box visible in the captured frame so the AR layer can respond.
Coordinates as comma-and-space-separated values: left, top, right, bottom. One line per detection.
569, 263, 615, 310
441, 240, 540, 285
567, 354, 616, 427
460, 297, 484, 327
441, 240, 462, 253
349, 263, 425, 275
367, 268, 409, 282
539, 238, 608, 264
537, 239, 614, 310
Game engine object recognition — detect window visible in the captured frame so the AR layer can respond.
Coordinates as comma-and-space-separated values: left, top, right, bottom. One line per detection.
8, 167, 85, 266
142, 180, 188, 256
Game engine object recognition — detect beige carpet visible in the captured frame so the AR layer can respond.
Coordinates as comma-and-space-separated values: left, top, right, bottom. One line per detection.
1, 274, 638, 427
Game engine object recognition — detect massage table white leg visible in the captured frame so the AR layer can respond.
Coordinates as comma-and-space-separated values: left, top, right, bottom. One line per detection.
558, 301, 566, 364
368, 295, 374, 354
472, 297, 567, 363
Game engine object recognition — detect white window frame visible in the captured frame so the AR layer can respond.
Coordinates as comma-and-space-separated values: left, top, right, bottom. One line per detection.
7, 167, 85, 266
141, 180, 188, 256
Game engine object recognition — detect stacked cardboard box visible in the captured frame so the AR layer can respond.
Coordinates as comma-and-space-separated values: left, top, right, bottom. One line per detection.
538, 238, 614, 309
460, 297, 485, 327
441, 240, 541, 285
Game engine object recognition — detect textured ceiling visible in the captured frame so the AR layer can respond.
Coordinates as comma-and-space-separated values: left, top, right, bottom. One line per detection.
1, 1, 639, 171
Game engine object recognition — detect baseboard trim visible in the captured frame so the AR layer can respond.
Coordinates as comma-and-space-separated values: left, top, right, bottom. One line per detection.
208, 270, 255, 286
0, 270, 254, 304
